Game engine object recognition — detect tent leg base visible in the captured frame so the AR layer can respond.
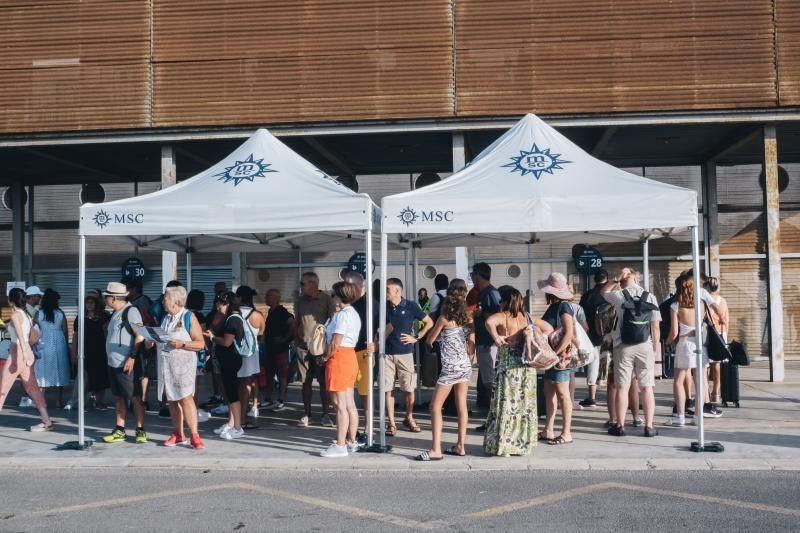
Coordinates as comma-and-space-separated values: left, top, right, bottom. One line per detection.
364, 443, 393, 454
57, 440, 94, 451
690, 441, 724, 453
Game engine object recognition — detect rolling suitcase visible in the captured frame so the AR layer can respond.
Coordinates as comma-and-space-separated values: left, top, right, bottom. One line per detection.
720, 359, 740, 408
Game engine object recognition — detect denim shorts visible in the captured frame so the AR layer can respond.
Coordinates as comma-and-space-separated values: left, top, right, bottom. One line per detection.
544, 367, 572, 384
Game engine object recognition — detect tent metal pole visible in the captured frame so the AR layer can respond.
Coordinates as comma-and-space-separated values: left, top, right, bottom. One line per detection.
365, 228, 374, 447
186, 238, 192, 291
642, 238, 650, 291
379, 232, 389, 449
690, 225, 707, 451
78, 235, 86, 446
412, 246, 421, 407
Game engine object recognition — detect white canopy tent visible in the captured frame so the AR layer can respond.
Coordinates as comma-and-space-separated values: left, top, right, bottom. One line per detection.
378, 114, 714, 452
74, 128, 380, 448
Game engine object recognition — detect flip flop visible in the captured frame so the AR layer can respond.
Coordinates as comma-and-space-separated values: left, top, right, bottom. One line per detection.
537, 432, 553, 442
242, 422, 259, 430
403, 419, 422, 433
547, 435, 573, 445
415, 450, 443, 461
443, 446, 466, 457
386, 425, 396, 437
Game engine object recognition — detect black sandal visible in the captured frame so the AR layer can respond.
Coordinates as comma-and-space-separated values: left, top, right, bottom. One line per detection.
414, 450, 443, 461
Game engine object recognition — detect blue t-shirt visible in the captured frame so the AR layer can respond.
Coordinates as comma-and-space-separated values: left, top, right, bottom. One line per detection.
475, 285, 501, 346
541, 301, 576, 329
386, 298, 426, 355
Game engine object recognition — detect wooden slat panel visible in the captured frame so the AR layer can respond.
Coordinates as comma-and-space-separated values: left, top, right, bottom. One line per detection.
781, 259, 800, 359
456, 0, 777, 115
721, 259, 769, 357
152, 1, 454, 125
777, 1, 800, 105
0, 0, 150, 133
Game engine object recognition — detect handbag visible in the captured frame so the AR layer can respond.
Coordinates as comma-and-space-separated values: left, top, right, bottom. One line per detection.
520, 313, 559, 370
548, 309, 596, 370
308, 322, 327, 357
703, 303, 732, 362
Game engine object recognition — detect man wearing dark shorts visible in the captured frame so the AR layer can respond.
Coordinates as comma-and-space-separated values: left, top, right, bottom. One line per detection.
102, 282, 148, 444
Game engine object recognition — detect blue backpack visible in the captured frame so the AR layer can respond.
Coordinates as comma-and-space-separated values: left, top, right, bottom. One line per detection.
227, 311, 258, 358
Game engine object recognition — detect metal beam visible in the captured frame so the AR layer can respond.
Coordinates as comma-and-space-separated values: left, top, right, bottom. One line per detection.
763, 125, 784, 383
591, 126, 618, 157
303, 136, 355, 176
3, 108, 800, 148
702, 161, 720, 278
19, 147, 128, 181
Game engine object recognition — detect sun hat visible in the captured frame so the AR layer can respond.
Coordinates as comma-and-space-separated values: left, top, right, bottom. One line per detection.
102, 281, 129, 298
25, 285, 44, 297
537, 272, 574, 300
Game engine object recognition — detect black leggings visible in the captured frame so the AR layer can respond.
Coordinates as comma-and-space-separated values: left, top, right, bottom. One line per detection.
217, 353, 243, 403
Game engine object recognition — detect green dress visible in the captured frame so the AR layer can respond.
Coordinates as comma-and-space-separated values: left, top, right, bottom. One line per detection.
483, 344, 538, 456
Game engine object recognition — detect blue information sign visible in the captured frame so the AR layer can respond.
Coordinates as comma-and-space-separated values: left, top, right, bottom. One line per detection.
346, 252, 374, 279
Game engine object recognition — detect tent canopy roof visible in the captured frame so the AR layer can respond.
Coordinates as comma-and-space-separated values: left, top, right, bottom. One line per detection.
79, 129, 379, 252
382, 114, 697, 241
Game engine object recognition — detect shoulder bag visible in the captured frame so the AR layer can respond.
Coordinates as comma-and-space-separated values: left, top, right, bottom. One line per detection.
520, 313, 559, 370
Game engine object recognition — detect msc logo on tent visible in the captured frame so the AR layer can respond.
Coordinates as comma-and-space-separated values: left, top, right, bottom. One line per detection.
92, 209, 144, 229
214, 154, 276, 186
503, 144, 570, 180
397, 206, 454, 227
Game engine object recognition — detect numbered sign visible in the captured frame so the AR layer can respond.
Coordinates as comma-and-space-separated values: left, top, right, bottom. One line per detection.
121, 257, 146, 280
346, 252, 374, 279
574, 247, 604, 274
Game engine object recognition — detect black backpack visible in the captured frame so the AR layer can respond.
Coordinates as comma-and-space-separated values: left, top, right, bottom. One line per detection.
620, 289, 659, 345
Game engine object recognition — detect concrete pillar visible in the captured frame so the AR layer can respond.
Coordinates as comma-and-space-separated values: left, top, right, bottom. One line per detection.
453, 132, 469, 285
763, 125, 784, 383
452, 132, 466, 172
11, 182, 25, 282
702, 161, 720, 278
161, 145, 177, 289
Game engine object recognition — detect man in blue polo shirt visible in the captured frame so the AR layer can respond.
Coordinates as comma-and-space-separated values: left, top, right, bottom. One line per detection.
383, 278, 433, 436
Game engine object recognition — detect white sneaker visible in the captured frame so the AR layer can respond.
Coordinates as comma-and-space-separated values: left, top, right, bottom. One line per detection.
632, 417, 644, 428
297, 415, 310, 428
210, 404, 229, 416
346, 440, 365, 454
213, 423, 232, 435
197, 409, 210, 423
320, 442, 349, 458
572, 400, 583, 410
320, 414, 335, 427
670, 415, 685, 427
247, 406, 259, 418
63, 401, 74, 411
221, 427, 245, 440
19, 396, 33, 408
272, 401, 285, 412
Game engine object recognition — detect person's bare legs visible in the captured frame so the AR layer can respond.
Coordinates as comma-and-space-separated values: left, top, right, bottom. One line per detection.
709, 362, 721, 402
606, 379, 616, 424
345, 389, 359, 444
629, 377, 640, 423
543, 380, 558, 438
302, 380, 312, 418
674, 368, 688, 416
385, 390, 396, 430
454, 382, 469, 454
554, 381, 573, 441
333, 392, 347, 446
641, 385, 655, 428
404, 391, 416, 426
168, 401, 182, 436
615, 381, 630, 430
21, 369, 52, 426
428, 383, 453, 457
239, 376, 254, 422
132, 395, 145, 428
180, 396, 199, 436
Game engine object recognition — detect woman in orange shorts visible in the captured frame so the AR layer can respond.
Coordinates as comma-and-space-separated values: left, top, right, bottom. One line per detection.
319, 281, 362, 458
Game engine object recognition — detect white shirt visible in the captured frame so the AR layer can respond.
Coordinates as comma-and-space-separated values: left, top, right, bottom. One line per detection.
325, 306, 361, 348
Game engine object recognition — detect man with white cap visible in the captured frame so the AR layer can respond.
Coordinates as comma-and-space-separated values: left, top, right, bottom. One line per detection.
101, 281, 148, 444
25, 286, 43, 318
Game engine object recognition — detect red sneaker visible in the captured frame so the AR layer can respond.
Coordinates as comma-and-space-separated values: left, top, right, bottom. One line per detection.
190, 433, 205, 450
164, 432, 187, 447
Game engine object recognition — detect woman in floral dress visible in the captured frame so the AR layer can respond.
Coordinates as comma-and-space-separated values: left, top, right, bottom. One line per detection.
483, 286, 553, 456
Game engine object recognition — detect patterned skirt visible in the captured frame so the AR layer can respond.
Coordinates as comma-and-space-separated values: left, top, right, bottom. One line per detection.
483, 345, 538, 456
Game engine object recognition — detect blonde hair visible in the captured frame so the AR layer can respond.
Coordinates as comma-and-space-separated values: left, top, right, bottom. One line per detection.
164, 285, 187, 307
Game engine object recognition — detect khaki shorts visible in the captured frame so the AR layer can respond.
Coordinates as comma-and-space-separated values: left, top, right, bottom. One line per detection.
294, 347, 326, 385
383, 353, 416, 392
612, 342, 655, 388
355, 349, 375, 397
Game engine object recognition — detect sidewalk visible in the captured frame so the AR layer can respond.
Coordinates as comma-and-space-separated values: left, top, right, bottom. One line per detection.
0, 361, 798, 471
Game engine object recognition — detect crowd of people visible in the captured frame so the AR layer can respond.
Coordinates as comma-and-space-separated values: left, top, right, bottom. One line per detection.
0, 263, 731, 458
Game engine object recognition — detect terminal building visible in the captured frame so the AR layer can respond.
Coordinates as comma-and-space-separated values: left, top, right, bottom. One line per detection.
1, 1, 798, 380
